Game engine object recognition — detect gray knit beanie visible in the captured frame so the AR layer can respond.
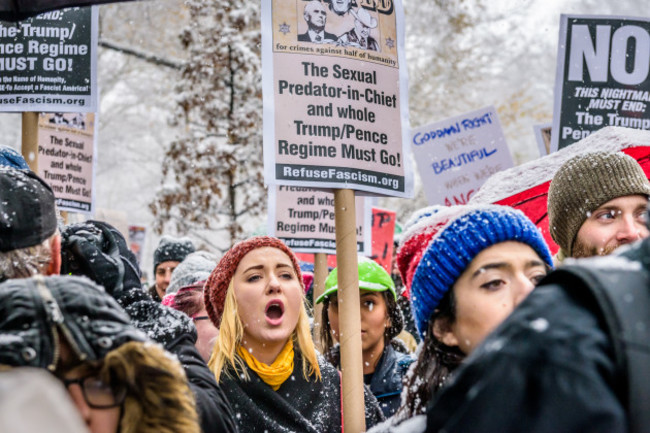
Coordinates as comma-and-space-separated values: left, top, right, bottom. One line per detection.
165, 251, 219, 295
548, 151, 650, 256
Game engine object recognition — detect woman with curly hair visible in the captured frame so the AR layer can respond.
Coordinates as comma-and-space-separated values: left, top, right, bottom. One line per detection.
318, 256, 414, 417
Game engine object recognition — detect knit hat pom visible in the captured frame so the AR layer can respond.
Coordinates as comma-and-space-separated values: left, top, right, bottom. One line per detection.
204, 236, 303, 328
401, 205, 553, 338
396, 206, 465, 297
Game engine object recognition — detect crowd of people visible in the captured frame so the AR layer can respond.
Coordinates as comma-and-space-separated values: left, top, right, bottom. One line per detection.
1, 131, 649, 433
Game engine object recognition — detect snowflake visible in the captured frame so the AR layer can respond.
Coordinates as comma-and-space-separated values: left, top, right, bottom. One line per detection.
279, 22, 291, 35
385, 37, 395, 49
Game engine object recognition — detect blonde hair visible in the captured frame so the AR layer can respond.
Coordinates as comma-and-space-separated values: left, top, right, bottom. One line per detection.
209, 281, 321, 383
0, 232, 57, 280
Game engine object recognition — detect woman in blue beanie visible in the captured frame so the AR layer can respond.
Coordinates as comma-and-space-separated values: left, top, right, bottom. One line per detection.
392, 205, 553, 421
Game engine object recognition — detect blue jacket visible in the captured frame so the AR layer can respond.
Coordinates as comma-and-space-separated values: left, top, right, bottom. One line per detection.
368, 344, 415, 417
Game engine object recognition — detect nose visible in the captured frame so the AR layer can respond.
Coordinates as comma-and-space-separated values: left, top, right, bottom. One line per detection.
513, 275, 535, 306
66, 384, 92, 424
266, 274, 283, 294
617, 214, 644, 243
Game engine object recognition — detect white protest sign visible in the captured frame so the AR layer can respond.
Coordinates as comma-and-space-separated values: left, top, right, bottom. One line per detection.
411, 106, 513, 206
268, 185, 371, 255
551, 14, 650, 152
37, 112, 96, 213
262, 0, 413, 198
0, 7, 98, 112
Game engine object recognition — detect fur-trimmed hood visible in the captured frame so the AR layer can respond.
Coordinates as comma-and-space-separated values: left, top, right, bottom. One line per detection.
101, 341, 200, 433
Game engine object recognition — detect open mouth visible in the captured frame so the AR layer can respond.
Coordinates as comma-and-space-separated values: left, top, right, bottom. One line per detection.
265, 300, 285, 325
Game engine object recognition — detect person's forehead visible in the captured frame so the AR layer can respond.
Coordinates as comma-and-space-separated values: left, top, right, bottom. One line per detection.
307, 2, 324, 12
595, 194, 648, 210
157, 260, 180, 270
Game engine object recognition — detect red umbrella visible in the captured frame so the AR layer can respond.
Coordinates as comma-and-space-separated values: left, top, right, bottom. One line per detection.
470, 127, 650, 255
0, 0, 137, 21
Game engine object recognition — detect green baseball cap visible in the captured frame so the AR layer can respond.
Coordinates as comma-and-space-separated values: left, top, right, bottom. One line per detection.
315, 256, 396, 304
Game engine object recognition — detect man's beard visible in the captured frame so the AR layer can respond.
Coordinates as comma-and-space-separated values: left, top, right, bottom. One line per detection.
571, 238, 620, 258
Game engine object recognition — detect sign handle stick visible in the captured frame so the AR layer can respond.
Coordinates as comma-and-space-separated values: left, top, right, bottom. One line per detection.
334, 188, 365, 432
21, 112, 39, 172
312, 252, 328, 351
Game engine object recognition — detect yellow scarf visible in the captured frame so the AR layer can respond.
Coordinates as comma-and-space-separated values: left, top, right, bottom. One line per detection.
237, 339, 294, 391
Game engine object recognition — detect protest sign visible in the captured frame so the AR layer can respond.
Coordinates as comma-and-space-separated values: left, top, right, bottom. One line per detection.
371, 207, 395, 273
0, 7, 98, 112
533, 123, 552, 156
37, 112, 95, 213
551, 14, 650, 152
268, 185, 371, 255
128, 225, 146, 266
411, 106, 514, 206
261, 0, 412, 198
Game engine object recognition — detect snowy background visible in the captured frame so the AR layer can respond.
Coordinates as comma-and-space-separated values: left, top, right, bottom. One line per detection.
0, 0, 642, 280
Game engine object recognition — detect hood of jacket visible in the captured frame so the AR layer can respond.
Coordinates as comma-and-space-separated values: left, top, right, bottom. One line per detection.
104, 341, 200, 433
0, 275, 147, 369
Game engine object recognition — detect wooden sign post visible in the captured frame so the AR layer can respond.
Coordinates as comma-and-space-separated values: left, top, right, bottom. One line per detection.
312, 252, 329, 351
334, 188, 364, 432
21, 113, 39, 172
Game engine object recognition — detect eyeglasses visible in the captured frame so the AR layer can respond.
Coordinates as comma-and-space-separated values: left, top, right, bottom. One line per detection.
62, 374, 127, 409
193, 315, 210, 321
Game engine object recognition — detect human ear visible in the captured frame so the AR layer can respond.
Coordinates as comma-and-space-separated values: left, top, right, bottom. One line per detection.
46, 235, 62, 276
431, 317, 459, 348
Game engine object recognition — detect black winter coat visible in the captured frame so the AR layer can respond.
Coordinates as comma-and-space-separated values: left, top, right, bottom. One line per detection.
425, 277, 627, 433
221, 351, 384, 432
221, 352, 343, 433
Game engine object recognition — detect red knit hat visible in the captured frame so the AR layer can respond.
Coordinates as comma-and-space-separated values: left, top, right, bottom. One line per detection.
396, 219, 449, 298
204, 236, 304, 328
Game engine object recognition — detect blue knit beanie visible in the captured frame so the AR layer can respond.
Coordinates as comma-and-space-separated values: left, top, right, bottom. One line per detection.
0, 146, 29, 170
409, 205, 553, 338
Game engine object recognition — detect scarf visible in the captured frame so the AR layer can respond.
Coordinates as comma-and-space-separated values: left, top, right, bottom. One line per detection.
237, 339, 294, 391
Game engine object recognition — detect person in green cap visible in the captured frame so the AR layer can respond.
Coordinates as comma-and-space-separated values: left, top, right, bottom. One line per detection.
317, 256, 415, 417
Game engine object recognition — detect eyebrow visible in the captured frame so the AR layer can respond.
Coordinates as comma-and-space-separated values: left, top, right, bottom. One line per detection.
242, 263, 293, 274
471, 260, 546, 279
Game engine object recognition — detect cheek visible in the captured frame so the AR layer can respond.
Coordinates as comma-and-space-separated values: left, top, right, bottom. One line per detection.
328, 309, 340, 335
234, 291, 259, 323
456, 294, 511, 342
89, 408, 121, 433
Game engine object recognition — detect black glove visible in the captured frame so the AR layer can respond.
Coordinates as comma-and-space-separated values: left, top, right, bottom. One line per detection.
61, 220, 142, 300
61, 220, 196, 348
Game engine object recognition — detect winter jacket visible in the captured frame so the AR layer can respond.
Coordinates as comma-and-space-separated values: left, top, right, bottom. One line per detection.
425, 265, 628, 432
60, 220, 238, 433
327, 341, 414, 418
367, 345, 415, 417
221, 351, 342, 433
148, 283, 163, 302
221, 351, 384, 432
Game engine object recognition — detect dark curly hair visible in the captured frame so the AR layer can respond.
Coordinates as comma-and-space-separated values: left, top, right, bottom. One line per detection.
319, 289, 405, 365
394, 289, 464, 421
